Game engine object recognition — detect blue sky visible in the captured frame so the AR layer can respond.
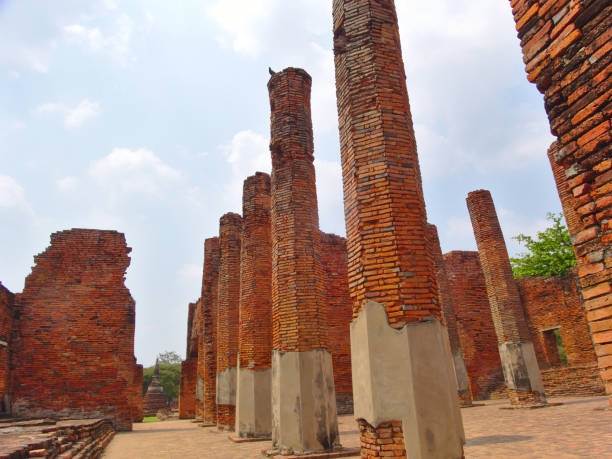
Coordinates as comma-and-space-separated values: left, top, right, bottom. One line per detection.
0, 0, 559, 367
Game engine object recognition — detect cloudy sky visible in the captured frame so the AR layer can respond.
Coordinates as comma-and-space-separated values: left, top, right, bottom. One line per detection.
0, 0, 559, 367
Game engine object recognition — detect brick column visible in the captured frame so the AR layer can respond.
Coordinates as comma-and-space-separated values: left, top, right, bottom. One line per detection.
194, 298, 204, 421
332, 1, 464, 457
236, 172, 273, 439
509, 0, 611, 407
179, 302, 198, 419
268, 68, 339, 454
202, 238, 220, 426
216, 213, 242, 431
428, 224, 473, 406
467, 189, 546, 405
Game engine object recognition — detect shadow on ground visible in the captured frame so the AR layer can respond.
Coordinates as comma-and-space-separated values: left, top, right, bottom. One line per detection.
467, 435, 532, 446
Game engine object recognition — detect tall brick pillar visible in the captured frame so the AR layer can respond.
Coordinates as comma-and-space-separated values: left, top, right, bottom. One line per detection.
467, 189, 546, 405
332, 1, 464, 457
236, 172, 273, 439
268, 68, 339, 454
202, 238, 220, 426
428, 224, 473, 406
216, 213, 242, 431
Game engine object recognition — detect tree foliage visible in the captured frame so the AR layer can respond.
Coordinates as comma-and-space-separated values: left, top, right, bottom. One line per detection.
142, 351, 182, 401
510, 213, 576, 278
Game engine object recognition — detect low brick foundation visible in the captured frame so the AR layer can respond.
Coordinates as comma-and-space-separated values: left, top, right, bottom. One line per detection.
357, 419, 406, 459
541, 363, 605, 397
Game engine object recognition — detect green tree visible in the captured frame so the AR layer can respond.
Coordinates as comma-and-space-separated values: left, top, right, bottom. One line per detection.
510, 212, 576, 278
142, 351, 183, 401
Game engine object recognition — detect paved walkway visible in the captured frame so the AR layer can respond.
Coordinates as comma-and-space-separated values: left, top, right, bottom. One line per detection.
103, 396, 611, 458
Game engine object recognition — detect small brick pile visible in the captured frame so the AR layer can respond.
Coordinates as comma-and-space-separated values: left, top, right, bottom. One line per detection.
358, 421, 406, 459
239, 173, 272, 372
216, 213, 242, 431
333, 0, 444, 454
443, 251, 505, 401
0, 283, 13, 414
10, 229, 137, 431
201, 238, 220, 426
268, 68, 327, 354
509, 0, 611, 404
0, 418, 114, 459
320, 232, 353, 415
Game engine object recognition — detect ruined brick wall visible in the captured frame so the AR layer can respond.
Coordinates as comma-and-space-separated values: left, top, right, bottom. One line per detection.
131, 362, 143, 422
194, 298, 204, 419
541, 362, 605, 396
548, 142, 582, 236
201, 238, 219, 425
444, 251, 504, 400
10, 229, 135, 430
320, 232, 353, 415
239, 173, 272, 371
0, 283, 14, 413
268, 68, 327, 353
509, 0, 611, 402
216, 213, 242, 429
179, 357, 197, 419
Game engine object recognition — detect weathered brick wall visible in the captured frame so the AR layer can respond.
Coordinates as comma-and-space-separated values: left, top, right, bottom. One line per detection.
201, 238, 220, 425
444, 251, 504, 400
548, 142, 582, 236
216, 213, 242, 429
193, 298, 204, 420
333, 0, 446, 454
239, 173, 272, 371
0, 283, 14, 413
541, 362, 605, 396
10, 229, 135, 430
179, 357, 197, 419
509, 0, 611, 403
268, 68, 327, 353
320, 232, 353, 415
130, 361, 143, 422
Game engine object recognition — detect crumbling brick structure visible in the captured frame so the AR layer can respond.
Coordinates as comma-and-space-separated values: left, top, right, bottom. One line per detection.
0, 283, 14, 414
201, 238, 220, 426
10, 229, 136, 430
268, 67, 339, 453
130, 360, 143, 422
320, 232, 353, 415
467, 190, 547, 405
236, 173, 273, 439
216, 213, 242, 431
143, 360, 168, 417
443, 251, 505, 400
179, 302, 198, 419
428, 225, 473, 406
193, 298, 204, 420
509, 0, 611, 405
333, 0, 464, 456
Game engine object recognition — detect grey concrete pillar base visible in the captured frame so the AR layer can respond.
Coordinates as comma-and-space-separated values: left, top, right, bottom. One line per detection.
351, 300, 465, 459
452, 351, 472, 406
236, 366, 272, 438
216, 367, 237, 406
271, 349, 340, 454
498, 341, 546, 403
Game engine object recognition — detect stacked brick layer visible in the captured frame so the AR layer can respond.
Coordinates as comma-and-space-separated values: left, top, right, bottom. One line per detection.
509, 0, 611, 403
217, 213, 242, 430
0, 283, 13, 413
202, 238, 220, 425
10, 229, 136, 430
192, 299, 204, 419
320, 232, 353, 414
179, 358, 197, 419
444, 251, 505, 400
358, 420, 406, 459
130, 362, 143, 422
268, 68, 327, 353
239, 173, 272, 370
541, 362, 605, 396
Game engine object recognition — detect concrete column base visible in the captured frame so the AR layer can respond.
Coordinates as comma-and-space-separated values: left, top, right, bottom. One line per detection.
452, 351, 473, 406
271, 349, 340, 454
350, 300, 465, 459
498, 342, 546, 405
236, 366, 272, 438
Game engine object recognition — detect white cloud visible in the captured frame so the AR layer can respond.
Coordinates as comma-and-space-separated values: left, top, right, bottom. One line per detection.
0, 175, 33, 215
56, 176, 78, 192
35, 99, 100, 129
89, 147, 181, 197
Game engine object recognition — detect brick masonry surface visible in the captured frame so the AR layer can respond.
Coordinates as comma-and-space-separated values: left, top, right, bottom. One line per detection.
216, 213, 242, 430
130, 361, 143, 422
10, 229, 136, 431
320, 232, 353, 415
180, 302, 198, 419
239, 173, 272, 371
509, 0, 611, 404
201, 238, 220, 425
268, 68, 327, 353
444, 251, 505, 400
0, 283, 13, 413
333, 0, 445, 455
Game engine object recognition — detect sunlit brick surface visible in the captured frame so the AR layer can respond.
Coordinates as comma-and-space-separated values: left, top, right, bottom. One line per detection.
202, 238, 220, 425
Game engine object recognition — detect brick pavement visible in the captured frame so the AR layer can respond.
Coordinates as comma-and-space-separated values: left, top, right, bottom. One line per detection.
103, 396, 611, 458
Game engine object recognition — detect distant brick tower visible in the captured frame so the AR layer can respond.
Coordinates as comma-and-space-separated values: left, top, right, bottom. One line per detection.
268, 67, 339, 454
216, 213, 242, 431
143, 360, 169, 417
235, 172, 273, 439
202, 238, 220, 426
467, 189, 546, 405
332, 1, 464, 457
